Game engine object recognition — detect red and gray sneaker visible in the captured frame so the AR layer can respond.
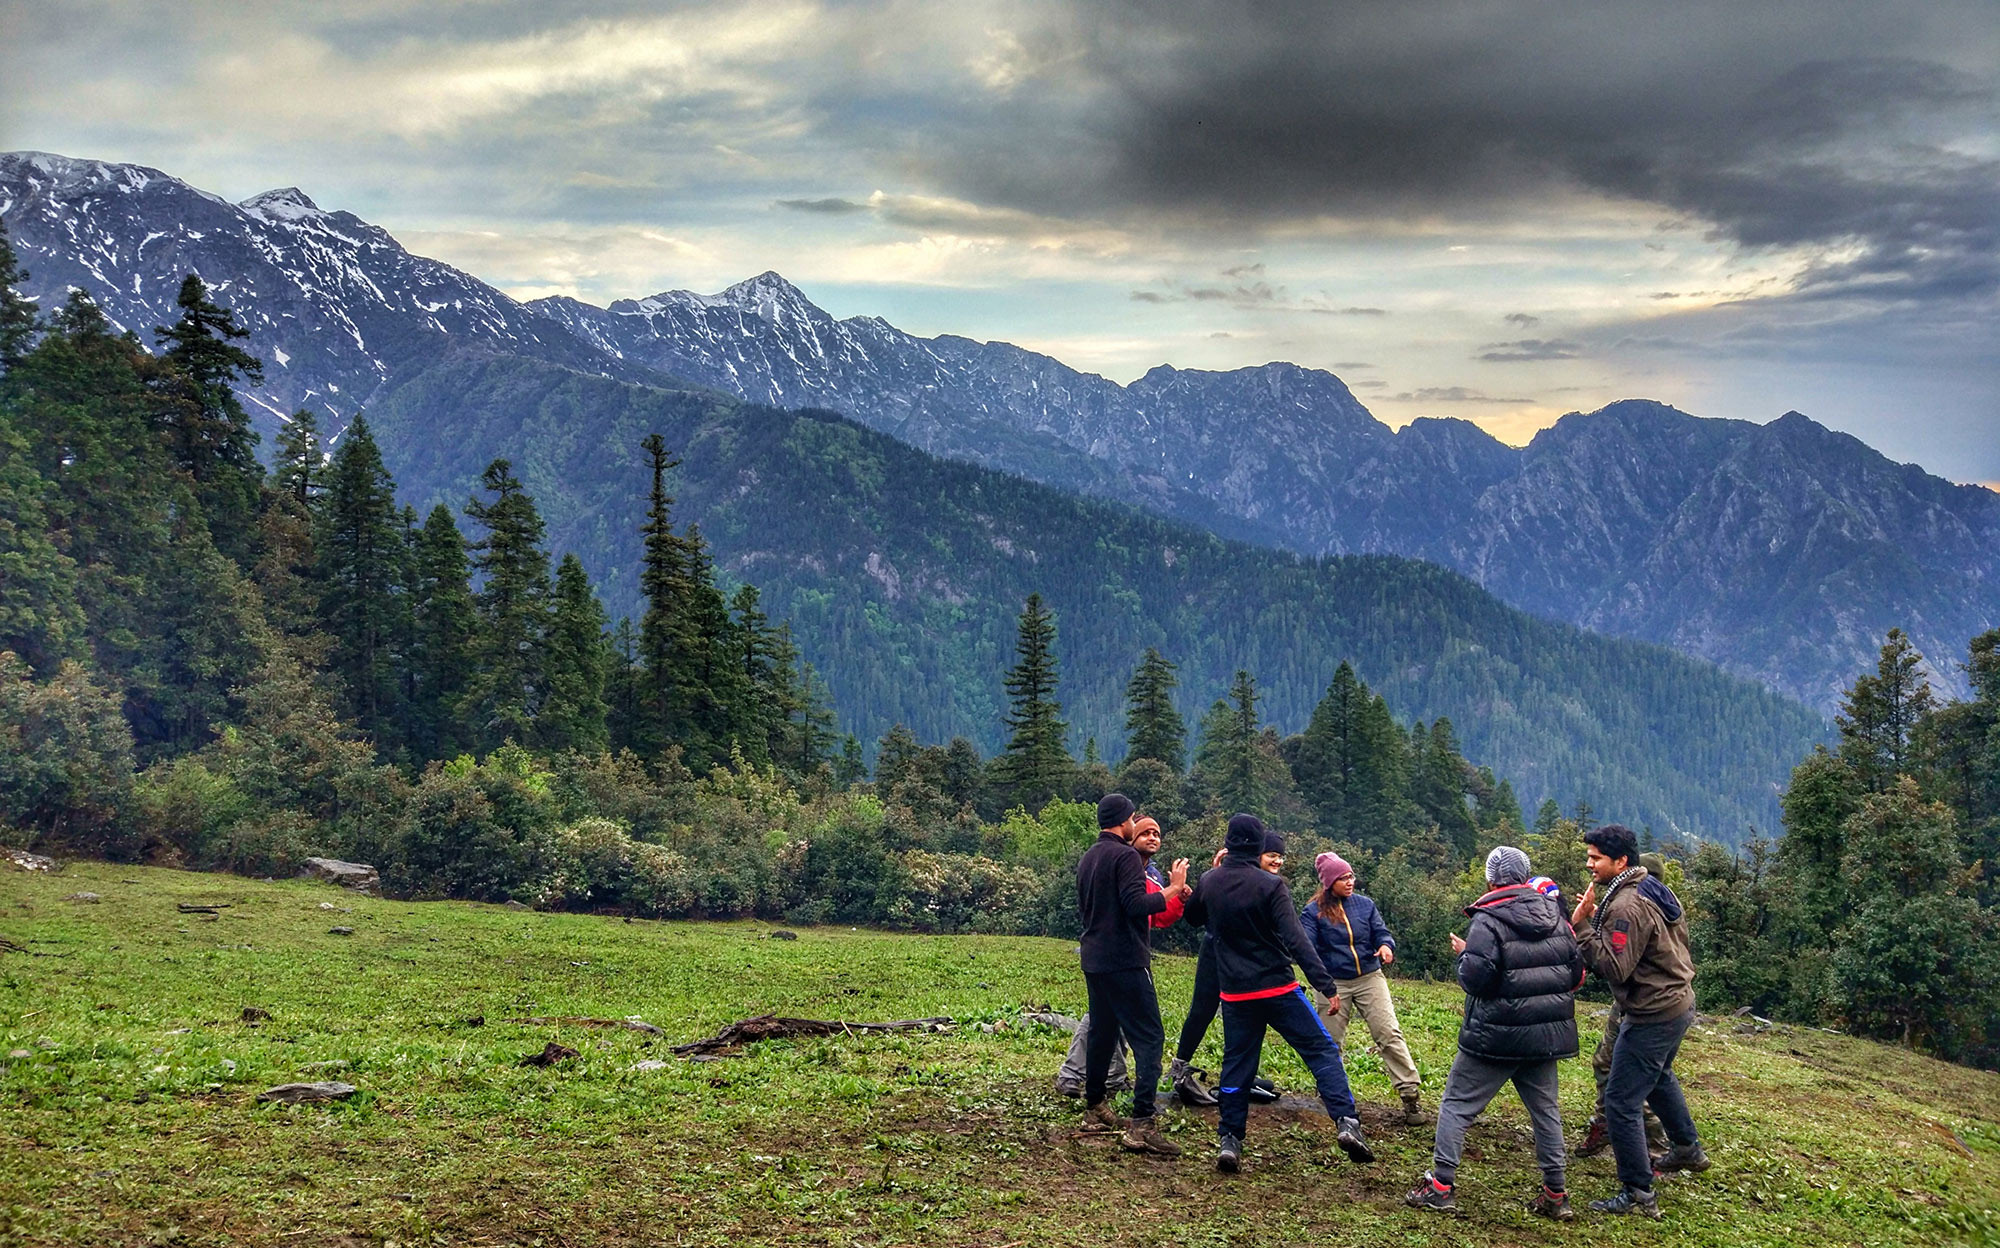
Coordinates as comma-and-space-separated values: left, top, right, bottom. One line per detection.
1575, 1114, 1612, 1157
1528, 1186, 1575, 1220
1404, 1172, 1457, 1213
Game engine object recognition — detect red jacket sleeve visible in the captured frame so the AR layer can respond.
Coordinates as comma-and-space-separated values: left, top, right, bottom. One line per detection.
1148, 876, 1184, 929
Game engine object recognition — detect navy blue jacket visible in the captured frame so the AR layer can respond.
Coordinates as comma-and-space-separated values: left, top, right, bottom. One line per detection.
1183, 850, 1338, 1000
1302, 893, 1396, 980
1076, 832, 1167, 973
1456, 883, 1583, 1062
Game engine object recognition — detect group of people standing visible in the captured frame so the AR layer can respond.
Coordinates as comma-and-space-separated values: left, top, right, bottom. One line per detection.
1073, 795, 1709, 1220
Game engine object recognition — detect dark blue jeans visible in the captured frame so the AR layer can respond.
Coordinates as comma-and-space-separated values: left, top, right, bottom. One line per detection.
1217, 986, 1357, 1141
1605, 1008, 1700, 1189
1084, 968, 1164, 1119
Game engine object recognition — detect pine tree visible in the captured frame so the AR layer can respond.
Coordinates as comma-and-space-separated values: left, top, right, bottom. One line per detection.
1122, 647, 1186, 772
0, 217, 40, 367
271, 409, 321, 509
538, 553, 611, 754
1413, 716, 1478, 856
315, 415, 405, 751
730, 584, 778, 766
996, 592, 1071, 810
604, 616, 644, 755
1195, 670, 1264, 814
152, 275, 264, 558
464, 459, 551, 749
637, 434, 697, 761
1839, 628, 1937, 793
407, 504, 477, 762
1828, 778, 1994, 1056
1292, 661, 1407, 849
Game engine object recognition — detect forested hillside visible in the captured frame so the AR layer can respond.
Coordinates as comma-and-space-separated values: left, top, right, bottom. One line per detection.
362, 350, 1826, 841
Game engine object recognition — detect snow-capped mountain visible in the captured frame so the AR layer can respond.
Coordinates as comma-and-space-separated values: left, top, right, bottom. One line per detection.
6, 150, 1996, 714
534, 273, 2000, 714
0, 151, 662, 436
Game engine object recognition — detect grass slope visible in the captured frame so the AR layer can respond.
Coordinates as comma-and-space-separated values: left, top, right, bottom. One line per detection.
3, 862, 1995, 1247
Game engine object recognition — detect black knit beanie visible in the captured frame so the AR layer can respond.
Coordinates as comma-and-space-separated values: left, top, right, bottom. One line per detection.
1225, 813, 1266, 851
1263, 830, 1287, 857
1097, 792, 1136, 829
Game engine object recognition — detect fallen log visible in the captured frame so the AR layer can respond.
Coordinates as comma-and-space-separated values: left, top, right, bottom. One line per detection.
672, 1013, 954, 1056
504, 1015, 665, 1036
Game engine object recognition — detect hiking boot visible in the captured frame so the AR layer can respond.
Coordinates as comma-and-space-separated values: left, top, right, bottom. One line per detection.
1080, 1100, 1121, 1134
1054, 1078, 1084, 1099
1121, 1117, 1182, 1157
1399, 1093, 1433, 1126
1247, 1075, 1280, 1104
1645, 1111, 1670, 1152
1656, 1141, 1711, 1174
1170, 1059, 1219, 1107
1528, 1187, 1575, 1221
1404, 1172, 1456, 1213
1216, 1133, 1243, 1174
1575, 1114, 1612, 1158
1336, 1116, 1375, 1164
1588, 1186, 1660, 1218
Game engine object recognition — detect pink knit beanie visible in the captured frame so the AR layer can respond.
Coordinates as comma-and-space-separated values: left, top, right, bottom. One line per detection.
1316, 851, 1354, 889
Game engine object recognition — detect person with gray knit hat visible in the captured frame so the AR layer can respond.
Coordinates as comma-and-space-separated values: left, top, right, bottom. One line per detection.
1407, 845, 1581, 1221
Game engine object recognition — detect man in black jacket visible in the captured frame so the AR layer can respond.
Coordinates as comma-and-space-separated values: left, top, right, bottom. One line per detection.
1076, 792, 1189, 1155
1182, 813, 1373, 1173
1406, 846, 1582, 1220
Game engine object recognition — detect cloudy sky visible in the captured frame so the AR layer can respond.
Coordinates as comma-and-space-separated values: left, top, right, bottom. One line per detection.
5, 0, 1998, 483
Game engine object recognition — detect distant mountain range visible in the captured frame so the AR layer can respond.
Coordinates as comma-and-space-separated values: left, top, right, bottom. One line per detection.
5, 150, 1995, 717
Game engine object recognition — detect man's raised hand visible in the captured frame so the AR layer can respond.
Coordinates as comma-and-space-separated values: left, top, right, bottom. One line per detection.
1169, 858, 1191, 894
1570, 882, 1597, 928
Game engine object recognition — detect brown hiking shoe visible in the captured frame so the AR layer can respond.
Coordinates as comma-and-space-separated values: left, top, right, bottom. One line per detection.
1081, 1101, 1121, 1134
1121, 1117, 1183, 1157
1575, 1114, 1612, 1158
1399, 1093, 1433, 1126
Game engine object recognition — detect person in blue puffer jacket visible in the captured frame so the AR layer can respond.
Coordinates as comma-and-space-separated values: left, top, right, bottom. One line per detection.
1302, 852, 1427, 1124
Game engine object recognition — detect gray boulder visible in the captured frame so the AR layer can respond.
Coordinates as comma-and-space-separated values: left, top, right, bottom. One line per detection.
301, 858, 379, 894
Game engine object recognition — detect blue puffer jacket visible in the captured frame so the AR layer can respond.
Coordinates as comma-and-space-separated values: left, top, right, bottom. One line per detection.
1302, 893, 1396, 981
1456, 883, 1583, 1062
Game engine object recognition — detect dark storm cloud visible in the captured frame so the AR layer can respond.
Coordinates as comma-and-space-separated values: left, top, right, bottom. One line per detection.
775, 197, 869, 214
1479, 339, 1584, 362
1394, 386, 1534, 404
1505, 313, 1541, 327
931, 1, 1999, 305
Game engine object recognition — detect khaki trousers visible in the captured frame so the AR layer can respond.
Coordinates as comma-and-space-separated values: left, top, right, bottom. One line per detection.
1317, 969, 1421, 1096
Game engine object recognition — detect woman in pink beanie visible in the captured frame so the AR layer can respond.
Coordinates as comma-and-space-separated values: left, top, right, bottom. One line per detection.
1302, 851, 1428, 1125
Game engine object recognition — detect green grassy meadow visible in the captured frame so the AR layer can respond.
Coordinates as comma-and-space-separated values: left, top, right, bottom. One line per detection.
2, 861, 1996, 1247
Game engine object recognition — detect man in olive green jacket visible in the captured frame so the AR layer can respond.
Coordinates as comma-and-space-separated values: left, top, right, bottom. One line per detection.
1576, 853, 1669, 1158
1571, 826, 1708, 1218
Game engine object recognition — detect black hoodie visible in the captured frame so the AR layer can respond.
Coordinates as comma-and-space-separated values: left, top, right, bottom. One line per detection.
1182, 849, 1338, 1001
1456, 883, 1583, 1062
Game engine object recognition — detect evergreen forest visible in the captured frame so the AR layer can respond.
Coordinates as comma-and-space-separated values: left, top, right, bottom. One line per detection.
6, 226, 1995, 1066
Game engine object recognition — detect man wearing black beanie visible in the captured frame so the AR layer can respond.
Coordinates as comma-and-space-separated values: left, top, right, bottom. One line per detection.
1076, 792, 1190, 1155
1184, 813, 1374, 1173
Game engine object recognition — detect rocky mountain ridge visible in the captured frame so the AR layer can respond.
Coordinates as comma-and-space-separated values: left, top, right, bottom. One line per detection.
6, 150, 1994, 713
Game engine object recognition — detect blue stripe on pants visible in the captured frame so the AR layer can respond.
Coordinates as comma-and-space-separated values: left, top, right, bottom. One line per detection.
1217, 990, 1358, 1142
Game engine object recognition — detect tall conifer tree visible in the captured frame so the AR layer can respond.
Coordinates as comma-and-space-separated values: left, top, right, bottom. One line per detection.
152, 275, 264, 558
1122, 647, 1186, 772
539, 552, 611, 754
0, 218, 40, 367
997, 592, 1070, 810
315, 415, 405, 752
408, 504, 477, 761
464, 458, 551, 749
